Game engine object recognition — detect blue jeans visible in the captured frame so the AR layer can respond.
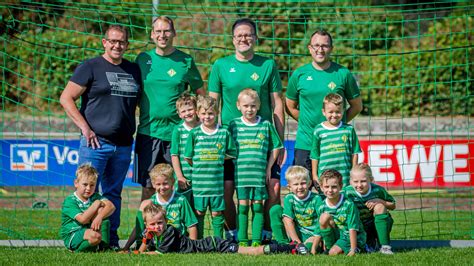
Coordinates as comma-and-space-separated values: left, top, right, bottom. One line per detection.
78, 136, 132, 247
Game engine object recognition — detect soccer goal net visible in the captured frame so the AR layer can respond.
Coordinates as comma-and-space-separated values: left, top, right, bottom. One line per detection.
0, 0, 472, 243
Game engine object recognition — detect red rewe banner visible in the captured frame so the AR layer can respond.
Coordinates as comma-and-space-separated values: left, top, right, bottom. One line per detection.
359, 140, 474, 188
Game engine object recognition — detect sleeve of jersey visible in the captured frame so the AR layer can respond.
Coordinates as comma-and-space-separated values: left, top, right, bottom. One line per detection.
282, 195, 295, 220
180, 198, 198, 227
269, 59, 283, 93
183, 131, 195, 159
170, 125, 180, 156
156, 227, 179, 254
225, 130, 237, 158
381, 187, 396, 203
347, 201, 362, 232
207, 60, 222, 94
351, 126, 362, 154
69, 60, 93, 87
309, 129, 321, 160
343, 70, 361, 100
62, 197, 83, 221
268, 123, 283, 150
285, 70, 299, 101
185, 57, 204, 92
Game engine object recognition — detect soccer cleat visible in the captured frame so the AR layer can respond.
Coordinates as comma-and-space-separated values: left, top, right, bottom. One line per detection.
239, 242, 249, 247
265, 242, 297, 254
380, 245, 394, 255
295, 243, 309, 255
251, 241, 261, 247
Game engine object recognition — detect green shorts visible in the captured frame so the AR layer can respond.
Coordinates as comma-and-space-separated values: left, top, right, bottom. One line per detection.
236, 186, 268, 201
334, 229, 366, 254
194, 196, 225, 212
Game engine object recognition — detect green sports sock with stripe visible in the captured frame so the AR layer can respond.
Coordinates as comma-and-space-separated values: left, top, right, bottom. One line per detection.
375, 213, 391, 245
269, 205, 289, 244
251, 203, 264, 245
238, 204, 250, 244
211, 214, 225, 238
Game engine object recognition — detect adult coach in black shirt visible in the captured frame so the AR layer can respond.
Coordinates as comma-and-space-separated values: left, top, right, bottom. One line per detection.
60, 25, 141, 249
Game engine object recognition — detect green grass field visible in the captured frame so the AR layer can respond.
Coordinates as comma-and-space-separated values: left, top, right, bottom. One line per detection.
1, 246, 473, 265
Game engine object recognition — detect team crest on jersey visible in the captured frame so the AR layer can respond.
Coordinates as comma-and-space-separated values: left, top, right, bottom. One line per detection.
306, 76, 313, 81
250, 72, 259, 81
167, 68, 177, 77
216, 143, 223, 150
341, 135, 348, 142
170, 210, 178, 219
306, 209, 314, 215
229, 67, 236, 73
328, 81, 336, 90
257, 133, 265, 140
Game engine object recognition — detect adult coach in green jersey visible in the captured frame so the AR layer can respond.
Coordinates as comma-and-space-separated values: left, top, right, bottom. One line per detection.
208, 18, 285, 240
286, 29, 363, 184
135, 16, 204, 201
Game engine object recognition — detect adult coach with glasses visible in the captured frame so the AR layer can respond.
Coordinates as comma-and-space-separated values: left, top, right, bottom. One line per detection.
208, 18, 285, 241
134, 16, 204, 201
60, 25, 141, 249
285, 29, 362, 189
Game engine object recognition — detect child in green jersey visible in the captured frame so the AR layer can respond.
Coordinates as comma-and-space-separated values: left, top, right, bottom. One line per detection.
133, 204, 302, 255
228, 89, 283, 246
171, 92, 200, 204
60, 164, 115, 252
269, 166, 323, 255
123, 163, 198, 250
344, 163, 396, 254
310, 93, 361, 188
317, 169, 366, 256
184, 95, 236, 239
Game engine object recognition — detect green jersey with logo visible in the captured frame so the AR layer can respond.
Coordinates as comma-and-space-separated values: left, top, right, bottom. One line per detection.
343, 183, 395, 226
208, 55, 282, 125
184, 125, 236, 197
171, 122, 195, 183
136, 49, 203, 140
310, 122, 361, 186
316, 194, 366, 242
228, 116, 283, 188
60, 192, 107, 241
283, 192, 324, 238
286, 62, 360, 150
150, 191, 198, 235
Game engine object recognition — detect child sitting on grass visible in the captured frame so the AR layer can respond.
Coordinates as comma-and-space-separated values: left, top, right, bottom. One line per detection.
134, 203, 304, 255
60, 163, 115, 252
317, 169, 366, 256
123, 163, 198, 250
343, 163, 396, 254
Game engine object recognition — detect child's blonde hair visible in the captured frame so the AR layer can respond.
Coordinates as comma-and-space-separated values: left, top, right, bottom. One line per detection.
320, 169, 343, 187
75, 163, 98, 182
176, 91, 197, 111
237, 88, 261, 107
142, 203, 167, 223
323, 93, 344, 109
285, 165, 311, 184
350, 163, 374, 182
197, 95, 218, 113
149, 163, 175, 184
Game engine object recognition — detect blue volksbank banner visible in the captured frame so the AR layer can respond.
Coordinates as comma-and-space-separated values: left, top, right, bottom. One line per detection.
1, 139, 294, 187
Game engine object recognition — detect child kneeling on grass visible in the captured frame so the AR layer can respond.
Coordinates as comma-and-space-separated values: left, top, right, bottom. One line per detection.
343, 163, 396, 254
133, 203, 305, 255
60, 163, 115, 252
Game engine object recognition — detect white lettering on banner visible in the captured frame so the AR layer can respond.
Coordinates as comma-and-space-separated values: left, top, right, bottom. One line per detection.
53, 146, 79, 165
443, 144, 469, 182
368, 145, 396, 183
395, 144, 441, 183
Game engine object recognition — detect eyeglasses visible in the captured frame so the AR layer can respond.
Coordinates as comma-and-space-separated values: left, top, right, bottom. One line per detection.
154, 30, 173, 36
233, 34, 256, 40
106, 39, 128, 46
310, 44, 331, 51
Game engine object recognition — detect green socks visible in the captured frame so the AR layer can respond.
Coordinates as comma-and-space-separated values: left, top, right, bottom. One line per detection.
375, 213, 392, 245
197, 215, 205, 239
101, 219, 111, 245
269, 205, 289, 244
212, 214, 225, 238
252, 203, 264, 244
238, 204, 250, 244
320, 228, 337, 250
135, 211, 144, 246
